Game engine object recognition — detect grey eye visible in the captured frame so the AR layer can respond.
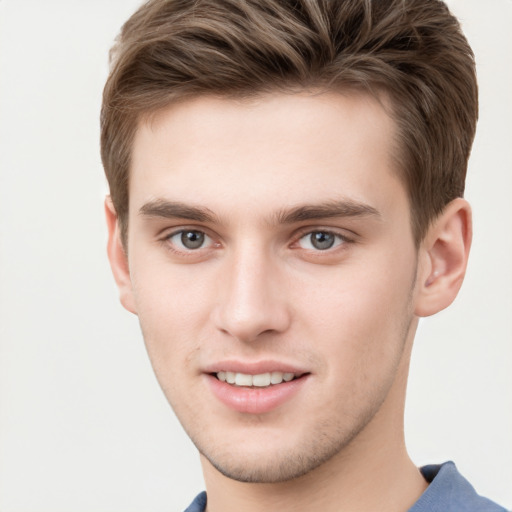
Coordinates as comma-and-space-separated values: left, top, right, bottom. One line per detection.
310, 232, 335, 250
167, 230, 211, 250
298, 231, 343, 251
180, 230, 206, 249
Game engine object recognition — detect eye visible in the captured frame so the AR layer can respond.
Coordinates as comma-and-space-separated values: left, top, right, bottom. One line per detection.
167, 229, 212, 250
297, 231, 345, 251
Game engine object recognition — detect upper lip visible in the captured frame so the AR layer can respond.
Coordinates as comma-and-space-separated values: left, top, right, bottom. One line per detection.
202, 360, 309, 376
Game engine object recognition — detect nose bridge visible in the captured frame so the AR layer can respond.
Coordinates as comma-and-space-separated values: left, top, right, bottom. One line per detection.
214, 239, 289, 342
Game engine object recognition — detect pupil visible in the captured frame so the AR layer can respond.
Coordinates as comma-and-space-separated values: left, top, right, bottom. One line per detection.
181, 230, 205, 249
311, 232, 334, 250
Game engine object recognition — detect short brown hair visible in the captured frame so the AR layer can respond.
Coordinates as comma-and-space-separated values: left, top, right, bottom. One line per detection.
101, 0, 478, 245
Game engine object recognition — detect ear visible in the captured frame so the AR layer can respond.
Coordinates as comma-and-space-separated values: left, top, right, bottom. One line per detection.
105, 197, 137, 314
414, 198, 472, 317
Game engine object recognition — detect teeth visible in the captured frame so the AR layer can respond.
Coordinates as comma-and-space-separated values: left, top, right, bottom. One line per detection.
270, 371, 283, 384
252, 373, 271, 387
235, 373, 253, 386
216, 371, 297, 387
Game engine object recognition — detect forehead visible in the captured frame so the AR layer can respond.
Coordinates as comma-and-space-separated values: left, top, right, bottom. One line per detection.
129, 91, 406, 224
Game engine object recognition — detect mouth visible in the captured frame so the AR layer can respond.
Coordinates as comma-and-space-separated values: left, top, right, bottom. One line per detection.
206, 367, 309, 414
213, 371, 302, 387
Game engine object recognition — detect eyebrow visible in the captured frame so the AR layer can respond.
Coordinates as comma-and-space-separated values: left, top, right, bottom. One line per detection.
139, 199, 218, 223
138, 198, 381, 225
275, 200, 381, 224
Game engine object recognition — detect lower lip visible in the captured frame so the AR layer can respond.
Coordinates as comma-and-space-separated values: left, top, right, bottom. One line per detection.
205, 374, 308, 414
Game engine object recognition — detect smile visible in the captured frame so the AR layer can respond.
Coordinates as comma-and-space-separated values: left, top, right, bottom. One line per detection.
215, 371, 298, 387
206, 367, 309, 414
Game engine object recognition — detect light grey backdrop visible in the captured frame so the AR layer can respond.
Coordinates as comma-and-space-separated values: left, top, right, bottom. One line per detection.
0, 1, 510, 511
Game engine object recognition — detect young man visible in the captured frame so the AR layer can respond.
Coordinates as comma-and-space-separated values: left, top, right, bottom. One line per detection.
101, 1, 506, 511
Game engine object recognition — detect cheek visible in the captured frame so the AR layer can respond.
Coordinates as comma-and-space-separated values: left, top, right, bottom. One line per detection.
129, 261, 213, 378
133, 275, 206, 423
131, 250, 214, 323
299, 250, 417, 373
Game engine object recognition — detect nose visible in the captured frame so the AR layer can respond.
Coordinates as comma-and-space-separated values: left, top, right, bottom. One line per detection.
212, 245, 291, 343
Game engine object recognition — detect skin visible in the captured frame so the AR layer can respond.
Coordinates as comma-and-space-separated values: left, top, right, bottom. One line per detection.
106, 91, 471, 512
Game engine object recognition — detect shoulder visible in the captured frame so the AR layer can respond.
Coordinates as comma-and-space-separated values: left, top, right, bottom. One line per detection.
182, 463, 509, 512
410, 461, 508, 512
183, 491, 207, 512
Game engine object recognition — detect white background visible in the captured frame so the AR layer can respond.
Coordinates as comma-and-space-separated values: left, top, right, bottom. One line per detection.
0, 1, 510, 511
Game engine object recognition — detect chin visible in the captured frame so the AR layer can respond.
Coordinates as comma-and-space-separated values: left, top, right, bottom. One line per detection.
203, 450, 330, 483
195, 421, 362, 484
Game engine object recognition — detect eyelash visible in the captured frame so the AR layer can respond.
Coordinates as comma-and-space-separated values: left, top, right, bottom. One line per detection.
159, 227, 354, 257
294, 228, 353, 249
161, 228, 217, 255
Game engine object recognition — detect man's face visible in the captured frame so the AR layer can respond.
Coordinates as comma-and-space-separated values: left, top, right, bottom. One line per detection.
121, 92, 421, 482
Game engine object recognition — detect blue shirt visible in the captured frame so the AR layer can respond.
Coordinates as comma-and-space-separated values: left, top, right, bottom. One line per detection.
410, 462, 507, 512
183, 461, 507, 512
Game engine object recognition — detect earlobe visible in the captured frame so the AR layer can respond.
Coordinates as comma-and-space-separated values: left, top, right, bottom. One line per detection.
414, 198, 472, 317
105, 197, 137, 314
